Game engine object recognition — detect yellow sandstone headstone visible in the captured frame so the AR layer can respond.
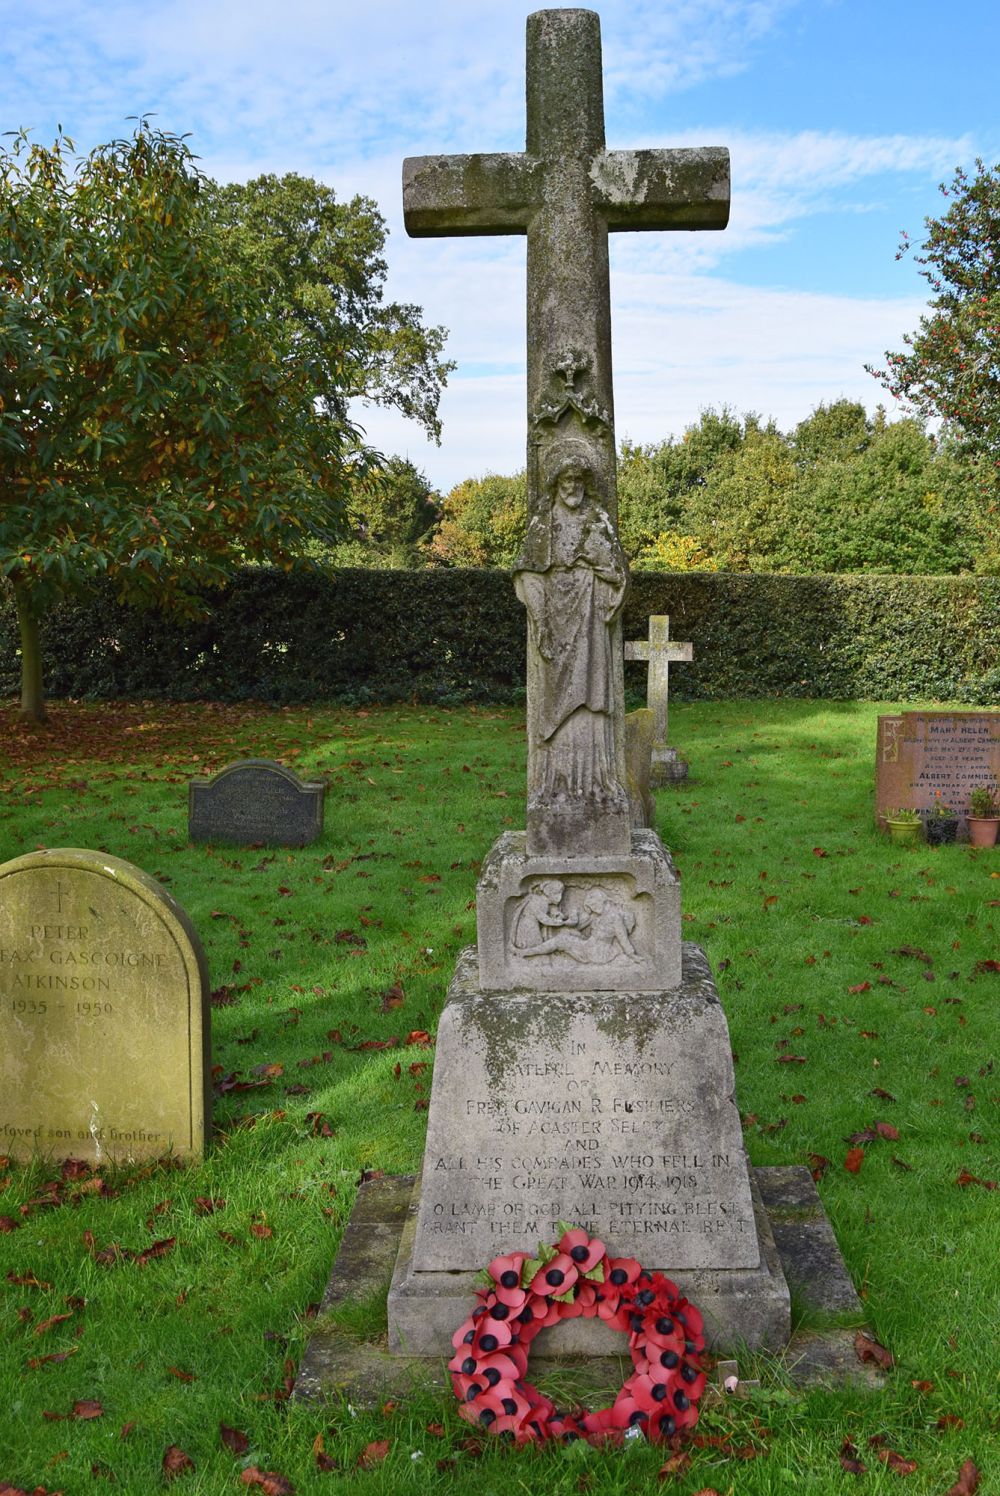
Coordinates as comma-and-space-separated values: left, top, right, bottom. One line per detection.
1, 848, 210, 1165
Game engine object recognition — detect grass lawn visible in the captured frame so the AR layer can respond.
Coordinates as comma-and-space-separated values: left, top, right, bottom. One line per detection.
0, 696, 997, 1496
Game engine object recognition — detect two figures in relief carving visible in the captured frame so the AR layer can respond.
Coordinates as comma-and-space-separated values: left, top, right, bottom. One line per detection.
512, 877, 640, 965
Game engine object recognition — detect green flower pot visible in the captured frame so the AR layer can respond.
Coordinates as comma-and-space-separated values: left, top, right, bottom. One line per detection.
886, 818, 922, 845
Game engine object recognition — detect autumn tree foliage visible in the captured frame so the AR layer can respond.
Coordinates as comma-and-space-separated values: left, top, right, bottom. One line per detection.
0, 126, 370, 722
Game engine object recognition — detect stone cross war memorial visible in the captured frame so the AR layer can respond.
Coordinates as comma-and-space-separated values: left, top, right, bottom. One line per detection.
347, 6, 816, 1364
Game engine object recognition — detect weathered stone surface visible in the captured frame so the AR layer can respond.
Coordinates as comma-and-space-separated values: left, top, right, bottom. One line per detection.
876, 711, 1000, 833
755, 1166, 863, 1317
188, 758, 325, 846
404, 9, 728, 862
389, 1160, 788, 1356
625, 615, 693, 786
624, 707, 655, 827
0, 848, 210, 1164
298, 1160, 877, 1402
403, 943, 756, 1273
477, 830, 680, 993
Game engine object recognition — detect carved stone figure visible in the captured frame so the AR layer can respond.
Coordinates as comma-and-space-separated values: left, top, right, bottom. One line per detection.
511, 878, 577, 950
514, 440, 628, 810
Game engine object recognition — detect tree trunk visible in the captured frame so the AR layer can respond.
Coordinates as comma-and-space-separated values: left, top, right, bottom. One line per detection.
13, 578, 48, 724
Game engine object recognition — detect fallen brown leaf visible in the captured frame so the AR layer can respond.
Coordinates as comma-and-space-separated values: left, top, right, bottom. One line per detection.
135, 1237, 176, 1266
162, 1445, 195, 1479
845, 1147, 865, 1174
855, 1331, 894, 1370
33, 1312, 74, 1337
312, 1432, 337, 1472
72, 1399, 104, 1420
872, 1444, 917, 1476
356, 1440, 391, 1469
239, 1468, 296, 1495
220, 1423, 250, 1455
839, 1437, 867, 1474
945, 1457, 980, 1495
657, 1450, 691, 1480
956, 1170, 997, 1190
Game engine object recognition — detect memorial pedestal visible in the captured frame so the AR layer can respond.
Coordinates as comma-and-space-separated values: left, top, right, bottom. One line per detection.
386, 944, 791, 1353
477, 828, 681, 994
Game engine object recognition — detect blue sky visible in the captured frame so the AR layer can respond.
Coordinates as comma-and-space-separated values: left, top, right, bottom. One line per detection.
4, 0, 999, 491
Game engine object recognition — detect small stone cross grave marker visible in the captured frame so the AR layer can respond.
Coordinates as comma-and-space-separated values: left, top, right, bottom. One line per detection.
625, 614, 693, 783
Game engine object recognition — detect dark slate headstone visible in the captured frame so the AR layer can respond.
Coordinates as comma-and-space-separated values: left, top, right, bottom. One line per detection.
188, 759, 325, 846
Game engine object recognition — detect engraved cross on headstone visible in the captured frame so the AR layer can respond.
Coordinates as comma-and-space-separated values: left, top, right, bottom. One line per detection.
404, 8, 729, 857
625, 614, 693, 760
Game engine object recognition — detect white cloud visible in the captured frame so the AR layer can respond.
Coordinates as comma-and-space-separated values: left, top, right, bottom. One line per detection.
2, 3, 983, 502
354, 276, 930, 491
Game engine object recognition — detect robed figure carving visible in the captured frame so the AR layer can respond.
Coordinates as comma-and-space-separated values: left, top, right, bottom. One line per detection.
514, 438, 630, 854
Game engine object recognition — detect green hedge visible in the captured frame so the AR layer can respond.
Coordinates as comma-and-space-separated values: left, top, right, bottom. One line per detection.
2, 568, 999, 705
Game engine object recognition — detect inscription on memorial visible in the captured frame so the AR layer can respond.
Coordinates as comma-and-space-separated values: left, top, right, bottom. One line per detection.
876, 712, 1000, 826
412, 952, 758, 1273
1, 849, 210, 1164
188, 759, 325, 846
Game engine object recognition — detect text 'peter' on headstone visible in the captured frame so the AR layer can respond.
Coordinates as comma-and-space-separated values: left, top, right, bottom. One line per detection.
1, 848, 211, 1165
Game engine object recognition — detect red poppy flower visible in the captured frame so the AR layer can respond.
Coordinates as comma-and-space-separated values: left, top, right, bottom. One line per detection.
675, 1300, 704, 1341
528, 1252, 578, 1297
604, 1255, 641, 1289
471, 1315, 514, 1352
488, 1252, 530, 1305
558, 1226, 606, 1273
450, 1314, 480, 1352
609, 1389, 648, 1430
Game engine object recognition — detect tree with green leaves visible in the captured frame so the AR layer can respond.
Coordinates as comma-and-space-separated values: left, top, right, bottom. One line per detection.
327, 456, 440, 569
869, 159, 1000, 469
206, 172, 453, 444
1, 125, 370, 722
429, 472, 527, 567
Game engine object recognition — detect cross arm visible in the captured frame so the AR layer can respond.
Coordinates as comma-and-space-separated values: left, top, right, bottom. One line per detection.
403, 152, 542, 237
591, 147, 730, 231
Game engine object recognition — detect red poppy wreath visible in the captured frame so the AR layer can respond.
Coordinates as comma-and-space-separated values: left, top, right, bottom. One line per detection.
449, 1222, 706, 1445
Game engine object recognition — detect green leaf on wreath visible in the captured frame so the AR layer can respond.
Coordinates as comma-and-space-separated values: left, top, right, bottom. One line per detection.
555, 1219, 577, 1239
521, 1256, 544, 1287
551, 1289, 575, 1304
474, 1269, 493, 1288
583, 1262, 605, 1283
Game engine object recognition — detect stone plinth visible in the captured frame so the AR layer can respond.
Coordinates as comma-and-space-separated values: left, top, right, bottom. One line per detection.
0, 848, 211, 1164
477, 828, 680, 994
386, 943, 789, 1352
